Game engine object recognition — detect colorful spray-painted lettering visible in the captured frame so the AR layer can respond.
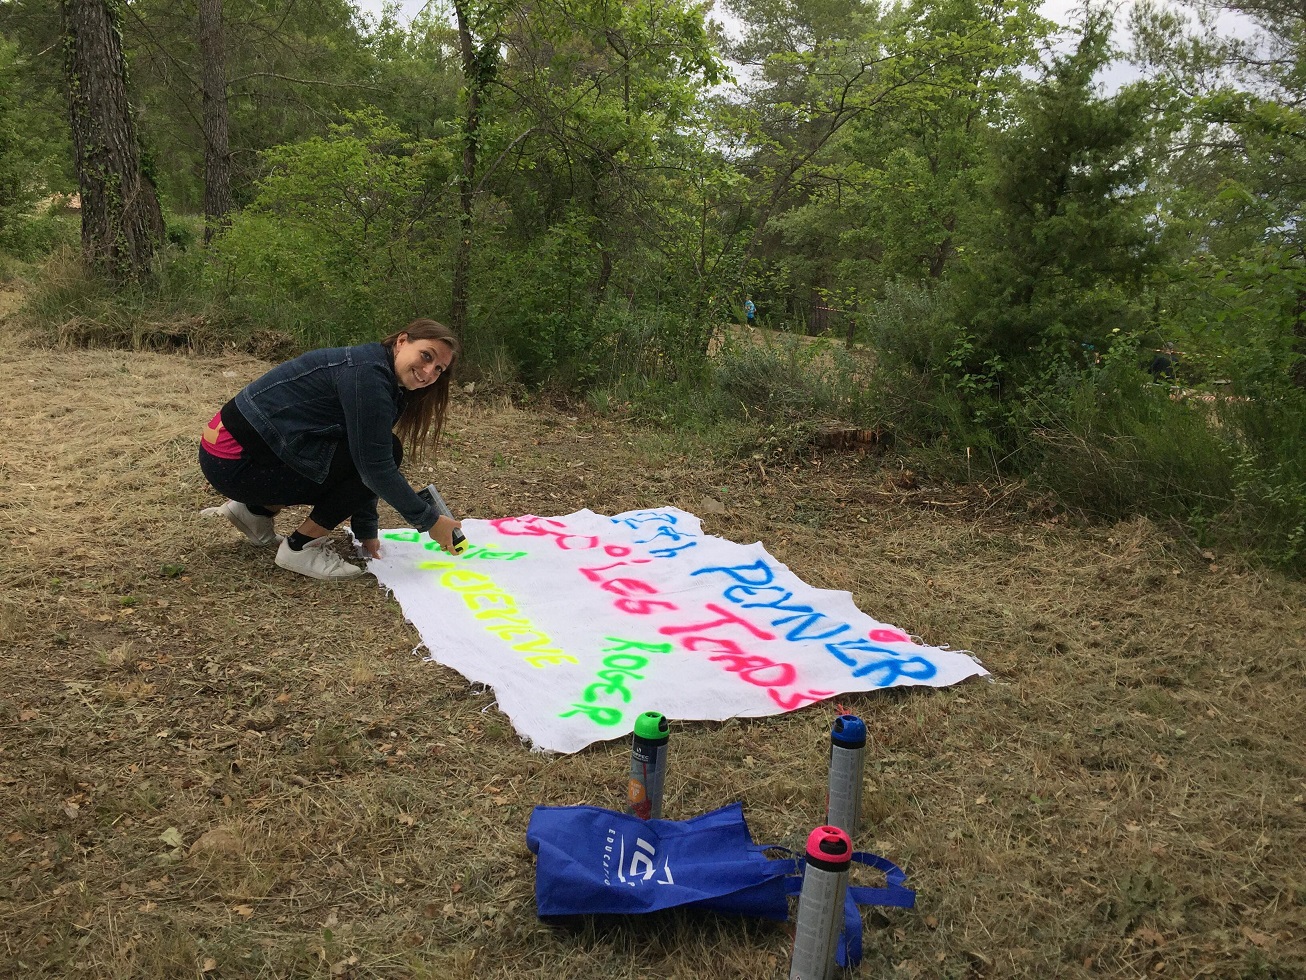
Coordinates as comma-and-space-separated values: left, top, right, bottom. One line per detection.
366, 507, 984, 753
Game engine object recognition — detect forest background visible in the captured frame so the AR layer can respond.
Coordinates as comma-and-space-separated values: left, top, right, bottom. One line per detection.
2, 3, 1306, 978
1, 0, 1304, 572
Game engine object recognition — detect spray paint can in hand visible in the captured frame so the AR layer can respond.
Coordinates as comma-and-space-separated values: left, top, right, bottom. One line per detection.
626, 711, 669, 820
416, 484, 468, 555
790, 826, 853, 980
826, 713, 867, 838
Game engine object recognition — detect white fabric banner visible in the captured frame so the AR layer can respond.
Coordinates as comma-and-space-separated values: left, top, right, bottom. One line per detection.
366, 508, 987, 753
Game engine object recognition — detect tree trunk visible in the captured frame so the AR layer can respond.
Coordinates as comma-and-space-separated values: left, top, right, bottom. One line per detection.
198, 0, 232, 244
450, 0, 482, 339
61, 0, 164, 280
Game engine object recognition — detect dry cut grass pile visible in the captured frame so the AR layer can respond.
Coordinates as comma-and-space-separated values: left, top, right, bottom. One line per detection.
1, 297, 1304, 979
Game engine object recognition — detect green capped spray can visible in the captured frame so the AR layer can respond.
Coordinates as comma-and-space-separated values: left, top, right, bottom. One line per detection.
626, 711, 669, 820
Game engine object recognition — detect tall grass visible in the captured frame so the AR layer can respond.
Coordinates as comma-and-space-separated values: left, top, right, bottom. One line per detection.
1220, 392, 1306, 571
18, 245, 263, 353
1022, 367, 1237, 520
1026, 375, 1306, 572
612, 325, 882, 461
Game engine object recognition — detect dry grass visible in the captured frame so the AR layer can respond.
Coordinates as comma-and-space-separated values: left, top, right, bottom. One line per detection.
710, 322, 875, 380
1, 298, 1304, 979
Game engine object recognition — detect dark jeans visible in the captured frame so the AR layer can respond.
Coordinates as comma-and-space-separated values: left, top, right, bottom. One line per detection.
199, 435, 402, 532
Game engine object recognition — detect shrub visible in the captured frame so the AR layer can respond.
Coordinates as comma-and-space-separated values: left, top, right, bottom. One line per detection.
206, 109, 450, 347
863, 279, 959, 376
1023, 360, 1236, 520
471, 215, 608, 386
1220, 392, 1306, 572
23, 244, 252, 352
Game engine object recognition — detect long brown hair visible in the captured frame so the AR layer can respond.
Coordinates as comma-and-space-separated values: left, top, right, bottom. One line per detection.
382, 319, 460, 457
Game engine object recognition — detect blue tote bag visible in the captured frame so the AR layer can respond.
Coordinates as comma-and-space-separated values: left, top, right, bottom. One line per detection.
526, 802, 916, 966
526, 802, 796, 919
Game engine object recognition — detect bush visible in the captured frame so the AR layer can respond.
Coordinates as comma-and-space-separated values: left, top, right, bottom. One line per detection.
206, 109, 450, 347
470, 215, 611, 387
1220, 392, 1306, 572
22, 244, 254, 352
711, 335, 840, 421
864, 279, 960, 376
592, 305, 712, 389
1023, 361, 1236, 520
0, 206, 79, 263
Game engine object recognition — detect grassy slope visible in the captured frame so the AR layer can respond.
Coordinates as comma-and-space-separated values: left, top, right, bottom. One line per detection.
1, 300, 1304, 979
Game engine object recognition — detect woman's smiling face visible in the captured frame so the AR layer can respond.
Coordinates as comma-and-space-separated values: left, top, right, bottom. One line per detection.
393, 333, 454, 390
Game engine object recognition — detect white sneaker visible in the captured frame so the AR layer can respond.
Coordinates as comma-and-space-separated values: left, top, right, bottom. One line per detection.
201, 500, 280, 547
275, 537, 364, 581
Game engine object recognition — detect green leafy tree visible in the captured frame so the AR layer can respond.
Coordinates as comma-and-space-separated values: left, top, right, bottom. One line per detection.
0, 35, 48, 248
0, 3, 76, 195
720, 0, 1050, 329
947, 11, 1159, 399
365, 5, 464, 142
208, 108, 450, 341
839, 0, 1046, 285
119, 0, 384, 210
443, 0, 728, 368
1130, 0, 1306, 391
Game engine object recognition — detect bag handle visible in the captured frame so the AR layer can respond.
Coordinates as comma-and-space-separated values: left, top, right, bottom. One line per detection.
782, 851, 916, 967
782, 851, 913, 902
837, 852, 915, 967
847, 851, 915, 910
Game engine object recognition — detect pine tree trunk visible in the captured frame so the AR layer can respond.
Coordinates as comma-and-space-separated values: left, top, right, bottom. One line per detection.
61, 0, 164, 280
198, 0, 233, 244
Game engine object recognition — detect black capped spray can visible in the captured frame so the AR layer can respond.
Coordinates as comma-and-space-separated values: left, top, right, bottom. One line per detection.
790, 826, 853, 980
825, 713, 867, 837
416, 484, 468, 555
626, 711, 669, 820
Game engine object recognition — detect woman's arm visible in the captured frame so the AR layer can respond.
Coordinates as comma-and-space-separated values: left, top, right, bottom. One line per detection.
339, 361, 440, 533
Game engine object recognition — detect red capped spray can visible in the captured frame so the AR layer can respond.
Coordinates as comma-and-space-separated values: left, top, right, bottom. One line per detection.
825, 714, 867, 837
790, 826, 853, 980
626, 710, 669, 820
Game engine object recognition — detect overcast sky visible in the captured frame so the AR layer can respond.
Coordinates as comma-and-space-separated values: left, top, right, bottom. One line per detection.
355, 0, 1101, 33
358, 0, 429, 21
351, 0, 1247, 93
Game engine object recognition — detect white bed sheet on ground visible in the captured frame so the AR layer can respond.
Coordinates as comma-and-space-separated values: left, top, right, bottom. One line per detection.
365, 507, 987, 754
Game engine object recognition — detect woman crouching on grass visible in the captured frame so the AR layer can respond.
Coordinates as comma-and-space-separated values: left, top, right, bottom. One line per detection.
198, 319, 463, 580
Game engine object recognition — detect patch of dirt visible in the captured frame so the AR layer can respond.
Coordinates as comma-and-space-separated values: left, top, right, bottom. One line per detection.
1, 309, 1304, 979
0, 287, 24, 319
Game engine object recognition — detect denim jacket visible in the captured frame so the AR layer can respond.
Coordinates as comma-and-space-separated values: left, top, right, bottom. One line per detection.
233, 342, 438, 539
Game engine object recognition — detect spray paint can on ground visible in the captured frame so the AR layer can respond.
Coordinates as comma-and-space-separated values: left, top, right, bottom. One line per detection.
626, 711, 669, 820
826, 714, 867, 838
790, 826, 853, 980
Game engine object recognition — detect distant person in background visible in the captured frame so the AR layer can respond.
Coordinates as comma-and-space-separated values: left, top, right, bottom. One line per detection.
198, 319, 464, 581
744, 296, 756, 327
1149, 344, 1179, 382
